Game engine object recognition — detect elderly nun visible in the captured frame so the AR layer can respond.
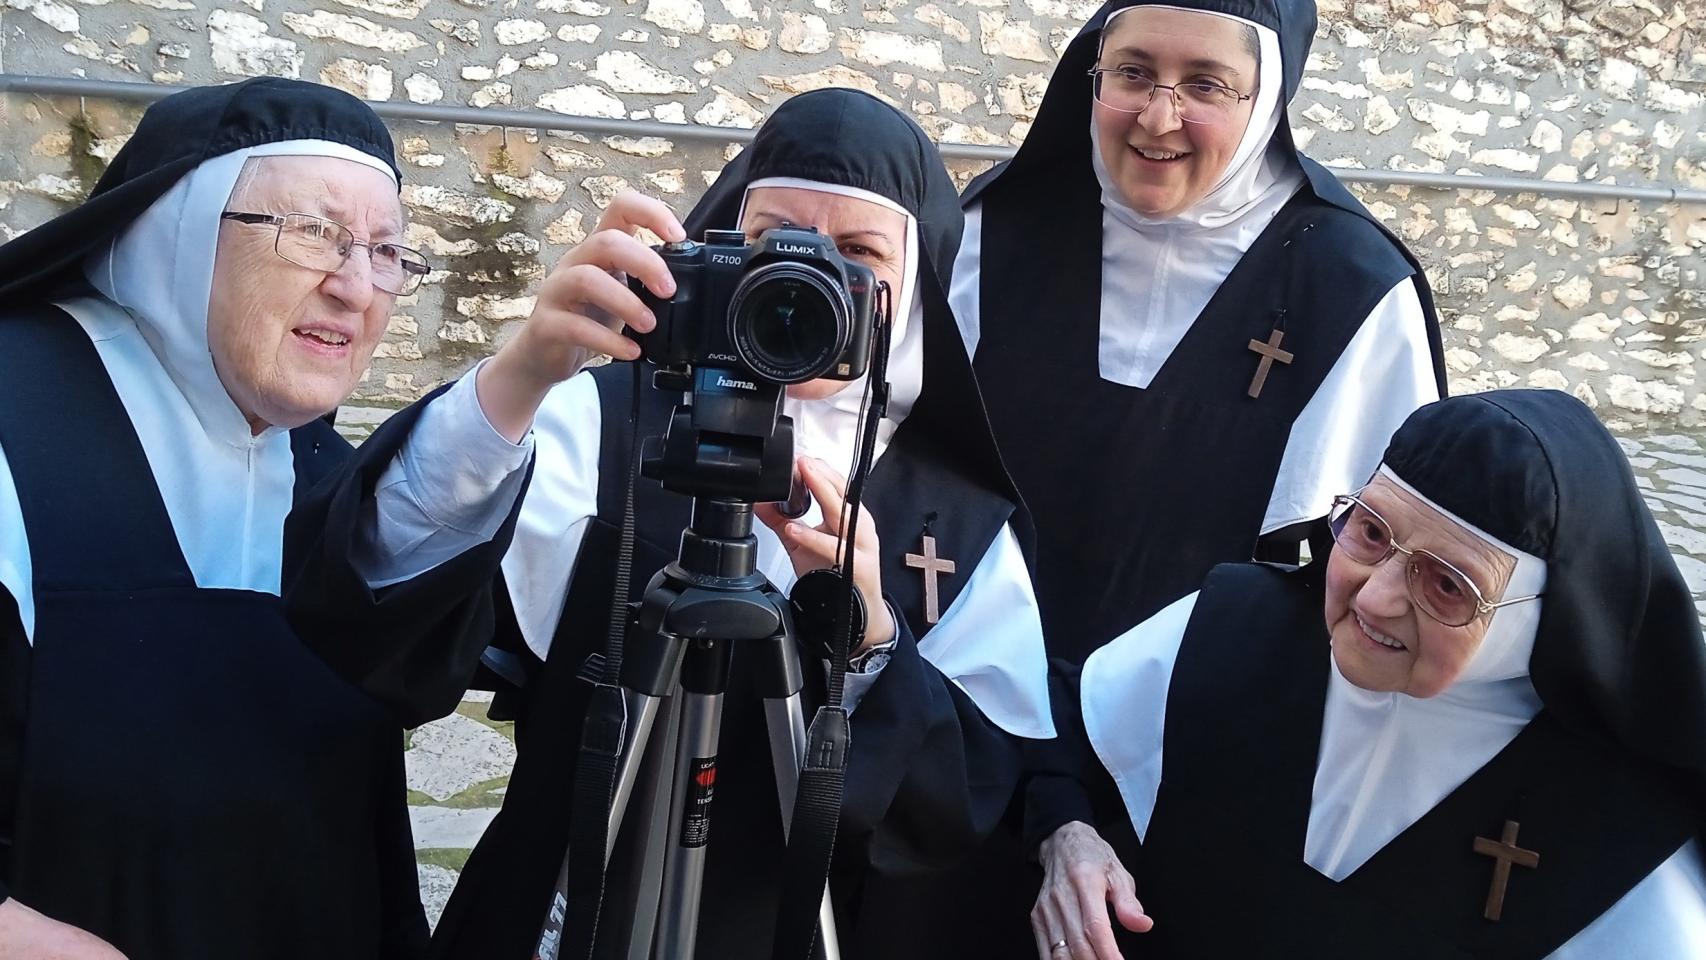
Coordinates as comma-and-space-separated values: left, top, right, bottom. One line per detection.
1042, 390, 1706, 958
0, 77, 640, 959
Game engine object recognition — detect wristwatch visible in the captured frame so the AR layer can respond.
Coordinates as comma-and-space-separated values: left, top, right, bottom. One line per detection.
848, 635, 898, 674
848, 601, 901, 673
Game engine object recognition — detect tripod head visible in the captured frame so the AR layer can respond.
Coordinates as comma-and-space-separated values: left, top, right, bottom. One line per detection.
618, 497, 801, 702
636, 273, 893, 506
641, 366, 797, 504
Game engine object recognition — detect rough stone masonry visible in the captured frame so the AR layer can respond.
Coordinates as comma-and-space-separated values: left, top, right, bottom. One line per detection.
0, 0, 1702, 430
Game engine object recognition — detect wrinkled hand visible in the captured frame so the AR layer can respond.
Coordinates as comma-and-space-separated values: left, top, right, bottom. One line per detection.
477, 190, 686, 442
1031, 821, 1152, 960
0, 899, 128, 960
755, 457, 895, 651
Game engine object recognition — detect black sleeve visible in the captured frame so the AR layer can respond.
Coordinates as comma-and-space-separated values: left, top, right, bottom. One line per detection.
1022, 658, 1102, 856
282, 387, 534, 730
462, 573, 543, 724
0, 586, 27, 906
375, 728, 430, 960
838, 609, 1027, 875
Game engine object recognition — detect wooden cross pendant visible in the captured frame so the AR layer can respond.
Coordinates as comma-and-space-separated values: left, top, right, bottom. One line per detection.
904, 533, 957, 624
1246, 328, 1295, 399
1472, 820, 1540, 921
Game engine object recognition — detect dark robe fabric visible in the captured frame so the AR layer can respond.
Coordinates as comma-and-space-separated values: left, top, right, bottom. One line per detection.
0, 78, 526, 958
0, 305, 525, 958
1061, 389, 1706, 956
1061, 562, 1702, 958
429, 88, 1042, 960
974, 185, 1421, 662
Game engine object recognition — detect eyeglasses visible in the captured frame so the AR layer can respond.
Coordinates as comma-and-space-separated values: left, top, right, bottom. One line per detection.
1087, 66, 1252, 124
1328, 494, 1541, 628
220, 211, 432, 296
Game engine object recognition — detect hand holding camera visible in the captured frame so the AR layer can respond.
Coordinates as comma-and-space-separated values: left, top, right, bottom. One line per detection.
477, 191, 686, 442
756, 457, 896, 652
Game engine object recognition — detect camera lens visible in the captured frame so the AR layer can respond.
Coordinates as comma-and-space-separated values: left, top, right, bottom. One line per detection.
728, 263, 850, 384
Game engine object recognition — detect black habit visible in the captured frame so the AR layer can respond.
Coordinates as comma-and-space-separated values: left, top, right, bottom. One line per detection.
965, 0, 1449, 666
0, 79, 526, 960
429, 89, 1043, 960
1064, 391, 1706, 957
931, 1, 1452, 955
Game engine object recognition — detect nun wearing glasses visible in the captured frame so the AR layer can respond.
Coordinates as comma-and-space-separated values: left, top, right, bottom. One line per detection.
953, 0, 1449, 674
0, 77, 639, 959
935, 2, 1447, 954
1037, 390, 1706, 958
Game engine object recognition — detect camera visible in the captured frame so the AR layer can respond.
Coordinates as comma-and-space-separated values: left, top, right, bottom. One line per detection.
629, 225, 877, 385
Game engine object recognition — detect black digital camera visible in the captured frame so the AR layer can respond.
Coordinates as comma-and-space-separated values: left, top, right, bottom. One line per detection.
629, 225, 877, 385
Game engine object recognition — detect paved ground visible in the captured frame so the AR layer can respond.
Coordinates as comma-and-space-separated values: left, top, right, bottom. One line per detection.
403, 427, 1706, 929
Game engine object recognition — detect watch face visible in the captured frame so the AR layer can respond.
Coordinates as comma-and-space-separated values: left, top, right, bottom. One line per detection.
850, 635, 898, 673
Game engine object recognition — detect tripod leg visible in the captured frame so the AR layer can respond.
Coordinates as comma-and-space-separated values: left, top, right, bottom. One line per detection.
764, 694, 843, 960
610, 688, 665, 859
534, 659, 679, 959
652, 687, 726, 960
608, 691, 682, 960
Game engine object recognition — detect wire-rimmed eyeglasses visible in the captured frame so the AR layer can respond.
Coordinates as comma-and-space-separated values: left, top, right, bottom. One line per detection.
1328, 493, 1541, 628
220, 211, 432, 296
1087, 66, 1252, 124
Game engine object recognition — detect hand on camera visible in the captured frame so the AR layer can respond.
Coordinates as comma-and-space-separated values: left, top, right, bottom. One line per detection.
0, 899, 129, 960
755, 457, 896, 652
478, 190, 685, 442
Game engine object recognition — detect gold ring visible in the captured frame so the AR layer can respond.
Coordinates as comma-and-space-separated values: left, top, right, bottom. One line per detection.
1050, 940, 1069, 953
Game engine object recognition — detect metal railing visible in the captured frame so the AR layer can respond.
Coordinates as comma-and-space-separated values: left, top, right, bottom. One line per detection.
3, 73, 1703, 204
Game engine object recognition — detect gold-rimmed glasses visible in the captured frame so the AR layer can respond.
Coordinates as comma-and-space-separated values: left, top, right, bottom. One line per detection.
1328, 494, 1541, 628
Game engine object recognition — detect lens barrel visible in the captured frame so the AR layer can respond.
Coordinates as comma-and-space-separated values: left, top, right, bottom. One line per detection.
727, 262, 852, 384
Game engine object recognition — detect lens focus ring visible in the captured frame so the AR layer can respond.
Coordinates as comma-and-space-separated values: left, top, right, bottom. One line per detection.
727, 262, 851, 384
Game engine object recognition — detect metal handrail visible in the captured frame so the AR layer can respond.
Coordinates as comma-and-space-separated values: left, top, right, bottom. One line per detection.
4, 73, 1703, 204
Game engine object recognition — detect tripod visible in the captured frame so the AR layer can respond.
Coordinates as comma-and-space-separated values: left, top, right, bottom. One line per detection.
591, 496, 842, 960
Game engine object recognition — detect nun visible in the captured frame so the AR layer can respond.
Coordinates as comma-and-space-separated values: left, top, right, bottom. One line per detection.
0, 78, 590, 958
429, 88, 1055, 960
944, 2, 1448, 951
955, 0, 1447, 668
1044, 390, 1706, 958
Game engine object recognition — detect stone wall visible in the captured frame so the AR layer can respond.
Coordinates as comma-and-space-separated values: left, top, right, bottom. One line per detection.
2, 0, 1703, 428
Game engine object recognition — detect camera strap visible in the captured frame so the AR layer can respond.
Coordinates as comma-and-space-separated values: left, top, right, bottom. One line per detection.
535, 361, 647, 960
770, 285, 895, 960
